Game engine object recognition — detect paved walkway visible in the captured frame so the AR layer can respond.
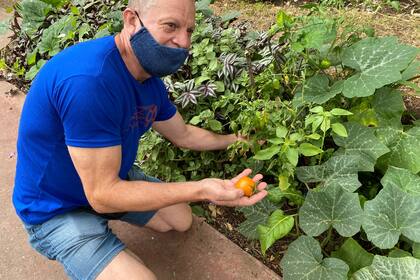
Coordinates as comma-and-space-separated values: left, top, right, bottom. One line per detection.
0, 8, 281, 280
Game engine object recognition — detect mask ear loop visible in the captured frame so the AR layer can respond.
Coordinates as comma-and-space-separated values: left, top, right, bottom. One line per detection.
134, 11, 145, 27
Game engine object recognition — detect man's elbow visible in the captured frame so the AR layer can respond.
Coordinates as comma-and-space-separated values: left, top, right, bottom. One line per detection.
84, 182, 118, 214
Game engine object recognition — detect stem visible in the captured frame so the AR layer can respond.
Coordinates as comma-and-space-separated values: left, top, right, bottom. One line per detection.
321, 227, 333, 249
318, 127, 326, 164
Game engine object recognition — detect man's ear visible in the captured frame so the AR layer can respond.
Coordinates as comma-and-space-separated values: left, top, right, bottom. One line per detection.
122, 9, 138, 34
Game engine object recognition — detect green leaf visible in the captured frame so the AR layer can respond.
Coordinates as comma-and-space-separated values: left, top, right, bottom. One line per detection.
195, 0, 213, 16
333, 122, 390, 172
298, 143, 323, 156
267, 188, 304, 206
237, 199, 277, 240
26, 48, 38, 66
220, 10, 240, 23
208, 119, 222, 131
352, 255, 420, 280
413, 243, 420, 259
299, 185, 363, 237
389, 248, 412, 258
25, 59, 47, 81
362, 185, 420, 249
189, 116, 201, 125
253, 146, 281, 160
38, 15, 75, 56
310, 105, 324, 113
331, 238, 374, 275
342, 37, 418, 97
331, 123, 348, 137
214, 81, 225, 92
293, 75, 343, 105
331, 108, 353, 116
401, 60, 420, 82
381, 166, 420, 196
371, 88, 404, 128
296, 155, 361, 192
276, 10, 292, 29
280, 236, 349, 280
276, 126, 288, 138
16, 0, 52, 36
376, 126, 420, 174
257, 210, 294, 255
286, 147, 298, 166
306, 133, 321, 140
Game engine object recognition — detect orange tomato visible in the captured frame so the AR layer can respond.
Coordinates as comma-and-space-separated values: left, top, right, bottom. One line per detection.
234, 176, 255, 197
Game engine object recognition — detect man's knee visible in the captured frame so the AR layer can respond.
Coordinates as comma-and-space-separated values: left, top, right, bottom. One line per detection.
152, 203, 193, 233
171, 204, 193, 232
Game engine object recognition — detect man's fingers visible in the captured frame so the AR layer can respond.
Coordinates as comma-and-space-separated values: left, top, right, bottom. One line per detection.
231, 168, 252, 183
218, 188, 244, 201
213, 190, 268, 207
256, 182, 267, 191
252, 174, 263, 182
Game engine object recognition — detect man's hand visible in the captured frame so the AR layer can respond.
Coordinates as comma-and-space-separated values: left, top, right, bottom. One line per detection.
200, 169, 268, 207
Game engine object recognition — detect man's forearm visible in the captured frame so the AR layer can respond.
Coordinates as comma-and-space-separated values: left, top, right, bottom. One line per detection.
93, 179, 204, 213
179, 125, 238, 151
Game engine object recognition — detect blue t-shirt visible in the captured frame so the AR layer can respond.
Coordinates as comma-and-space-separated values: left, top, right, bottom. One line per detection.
13, 36, 177, 225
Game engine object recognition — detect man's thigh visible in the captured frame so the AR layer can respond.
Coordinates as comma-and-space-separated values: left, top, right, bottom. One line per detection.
24, 209, 126, 280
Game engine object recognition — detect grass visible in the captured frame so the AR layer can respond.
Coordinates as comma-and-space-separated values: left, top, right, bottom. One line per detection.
211, 0, 420, 47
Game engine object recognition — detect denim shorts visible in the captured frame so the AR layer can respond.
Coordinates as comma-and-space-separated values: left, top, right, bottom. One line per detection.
23, 166, 161, 280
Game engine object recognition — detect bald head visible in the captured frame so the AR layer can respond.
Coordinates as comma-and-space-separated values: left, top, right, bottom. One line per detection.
128, 0, 158, 16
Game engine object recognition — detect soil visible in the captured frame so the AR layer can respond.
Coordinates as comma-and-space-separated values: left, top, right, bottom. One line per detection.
194, 202, 295, 276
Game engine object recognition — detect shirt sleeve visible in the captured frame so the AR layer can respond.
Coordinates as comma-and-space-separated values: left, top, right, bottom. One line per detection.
154, 78, 177, 122
53, 75, 122, 148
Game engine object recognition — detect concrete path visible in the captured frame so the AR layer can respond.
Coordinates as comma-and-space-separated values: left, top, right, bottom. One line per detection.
0, 8, 281, 280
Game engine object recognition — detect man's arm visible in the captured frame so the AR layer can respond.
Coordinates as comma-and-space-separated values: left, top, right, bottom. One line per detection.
67, 145, 247, 214
152, 111, 239, 151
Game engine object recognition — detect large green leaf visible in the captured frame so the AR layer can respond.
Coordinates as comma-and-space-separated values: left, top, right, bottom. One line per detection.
342, 37, 418, 97
352, 255, 420, 280
293, 75, 343, 105
299, 185, 363, 237
237, 199, 277, 240
362, 185, 420, 249
333, 122, 390, 172
280, 236, 349, 280
376, 126, 420, 174
267, 187, 304, 206
401, 60, 420, 82
381, 166, 420, 196
331, 238, 374, 275
38, 15, 77, 56
257, 210, 294, 255
371, 88, 404, 128
296, 155, 361, 192
413, 243, 420, 259
16, 0, 53, 36
253, 145, 281, 160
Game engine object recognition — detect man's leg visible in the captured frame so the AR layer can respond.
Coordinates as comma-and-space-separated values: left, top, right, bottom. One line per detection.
144, 203, 193, 232
23, 209, 156, 280
97, 249, 156, 280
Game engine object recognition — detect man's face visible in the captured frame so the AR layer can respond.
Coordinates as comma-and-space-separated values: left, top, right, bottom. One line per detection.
136, 0, 195, 49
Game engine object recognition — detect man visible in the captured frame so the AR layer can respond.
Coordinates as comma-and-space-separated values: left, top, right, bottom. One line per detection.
12, 0, 268, 279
